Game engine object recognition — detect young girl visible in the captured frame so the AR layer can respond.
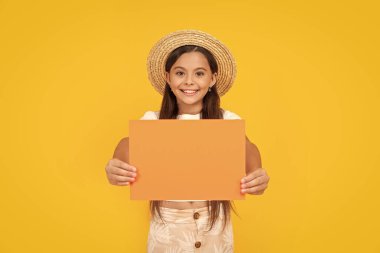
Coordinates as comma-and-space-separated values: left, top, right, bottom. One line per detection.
105, 30, 270, 252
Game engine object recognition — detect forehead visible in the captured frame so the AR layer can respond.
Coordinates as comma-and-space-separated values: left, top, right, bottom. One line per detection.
172, 51, 210, 69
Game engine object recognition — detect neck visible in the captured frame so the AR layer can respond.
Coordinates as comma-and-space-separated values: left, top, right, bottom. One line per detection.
177, 101, 202, 115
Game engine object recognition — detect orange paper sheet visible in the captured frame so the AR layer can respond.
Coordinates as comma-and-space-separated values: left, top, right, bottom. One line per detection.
129, 119, 245, 200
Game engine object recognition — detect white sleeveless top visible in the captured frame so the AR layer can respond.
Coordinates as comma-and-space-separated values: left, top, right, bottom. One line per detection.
139, 109, 242, 202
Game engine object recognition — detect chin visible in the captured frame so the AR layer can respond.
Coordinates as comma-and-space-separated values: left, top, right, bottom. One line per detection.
179, 98, 202, 105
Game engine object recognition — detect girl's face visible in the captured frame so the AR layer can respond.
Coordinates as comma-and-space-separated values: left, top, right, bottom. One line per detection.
166, 51, 217, 113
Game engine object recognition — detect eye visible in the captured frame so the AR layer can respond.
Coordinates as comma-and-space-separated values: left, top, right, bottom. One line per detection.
175, 71, 184, 76
196, 71, 205, 77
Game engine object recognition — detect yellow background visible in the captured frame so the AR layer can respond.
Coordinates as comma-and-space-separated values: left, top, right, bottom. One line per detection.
1, 0, 379, 252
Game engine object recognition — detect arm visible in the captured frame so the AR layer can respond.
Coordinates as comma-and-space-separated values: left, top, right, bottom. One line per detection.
241, 136, 270, 195
245, 136, 262, 174
113, 137, 129, 163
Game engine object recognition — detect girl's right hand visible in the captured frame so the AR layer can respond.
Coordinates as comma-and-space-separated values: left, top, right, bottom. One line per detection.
105, 158, 137, 186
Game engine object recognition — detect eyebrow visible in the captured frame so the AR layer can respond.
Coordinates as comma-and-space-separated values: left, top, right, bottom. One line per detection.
173, 66, 207, 71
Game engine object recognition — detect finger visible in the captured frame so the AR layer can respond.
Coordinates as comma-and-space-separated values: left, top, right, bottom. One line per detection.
241, 183, 267, 194
241, 175, 268, 188
116, 181, 131, 186
113, 175, 136, 183
251, 168, 266, 179
241, 168, 265, 183
253, 189, 265, 195
108, 167, 137, 177
111, 159, 136, 172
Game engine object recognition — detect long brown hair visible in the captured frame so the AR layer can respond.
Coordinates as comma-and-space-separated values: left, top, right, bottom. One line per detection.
150, 45, 238, 231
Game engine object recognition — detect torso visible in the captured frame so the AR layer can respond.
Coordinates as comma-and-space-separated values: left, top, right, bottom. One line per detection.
147, 112, 208, 210
142, 110, 240, 210
161, 201, 209, 209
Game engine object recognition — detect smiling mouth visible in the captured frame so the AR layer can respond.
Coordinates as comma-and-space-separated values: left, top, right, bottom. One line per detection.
180, 89, 200, 96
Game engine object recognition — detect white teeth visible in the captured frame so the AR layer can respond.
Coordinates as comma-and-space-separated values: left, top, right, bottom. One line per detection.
182, 90, 197, 94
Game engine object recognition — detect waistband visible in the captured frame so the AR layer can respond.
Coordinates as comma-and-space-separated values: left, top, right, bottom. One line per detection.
152, 205, 225, 224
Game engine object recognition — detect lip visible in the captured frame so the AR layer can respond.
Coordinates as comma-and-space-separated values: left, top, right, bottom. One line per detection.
180, 89, 199, 96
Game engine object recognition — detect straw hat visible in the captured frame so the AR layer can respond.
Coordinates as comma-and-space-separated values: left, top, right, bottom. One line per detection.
146, 30, 236, 96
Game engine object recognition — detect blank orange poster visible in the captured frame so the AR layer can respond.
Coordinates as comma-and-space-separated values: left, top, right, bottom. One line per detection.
129, 120, 245, 200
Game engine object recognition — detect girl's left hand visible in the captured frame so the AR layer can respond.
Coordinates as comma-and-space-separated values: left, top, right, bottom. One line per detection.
240, 168, 270, 195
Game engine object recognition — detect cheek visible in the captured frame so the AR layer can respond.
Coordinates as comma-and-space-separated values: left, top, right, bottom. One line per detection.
169, 75, 183, 87
199, 79, 212, 89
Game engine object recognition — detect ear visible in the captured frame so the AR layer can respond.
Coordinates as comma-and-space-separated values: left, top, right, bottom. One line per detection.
210, 72, 217, 87
165, 72, 170, 84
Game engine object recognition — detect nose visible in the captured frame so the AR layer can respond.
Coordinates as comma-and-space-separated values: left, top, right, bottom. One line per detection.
185, 74, 193, 85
